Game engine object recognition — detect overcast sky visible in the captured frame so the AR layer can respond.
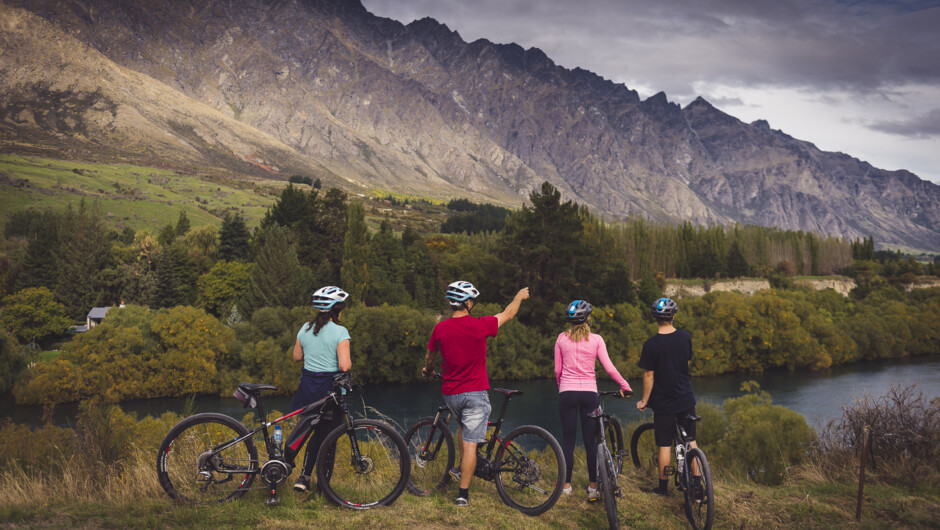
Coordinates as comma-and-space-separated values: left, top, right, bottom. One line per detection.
362, 0, 940, 184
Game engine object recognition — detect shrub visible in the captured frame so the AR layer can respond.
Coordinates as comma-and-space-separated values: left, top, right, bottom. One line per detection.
714, 389, 815, 485
816, 383, 940, 487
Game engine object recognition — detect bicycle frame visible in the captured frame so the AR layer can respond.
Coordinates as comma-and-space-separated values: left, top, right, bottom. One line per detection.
207, 384, 355, 478
419, 389, 521, 478
669, 415, 700, 489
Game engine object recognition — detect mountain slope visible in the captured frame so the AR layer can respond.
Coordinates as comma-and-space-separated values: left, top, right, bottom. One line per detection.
2, 0, 938, 250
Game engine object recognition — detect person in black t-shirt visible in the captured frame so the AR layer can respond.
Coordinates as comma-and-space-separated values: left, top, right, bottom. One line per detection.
636, 297, 699, 496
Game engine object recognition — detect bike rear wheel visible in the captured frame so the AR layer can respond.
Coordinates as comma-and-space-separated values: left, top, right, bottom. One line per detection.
316, 419, 411, 509
629, 422, 657, 472
493, 425, 565, 516
156, 412, 258, 504
404, 416, 455, 496
683, 448, 715, 530
597, 442, 619, 529
605, 416, 625, 475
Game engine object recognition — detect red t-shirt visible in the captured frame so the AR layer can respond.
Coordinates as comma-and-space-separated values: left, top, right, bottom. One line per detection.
427, 315, 499, 395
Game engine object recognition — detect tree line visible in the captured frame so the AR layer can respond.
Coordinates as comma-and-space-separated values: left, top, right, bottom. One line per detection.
2, 181, 939, 404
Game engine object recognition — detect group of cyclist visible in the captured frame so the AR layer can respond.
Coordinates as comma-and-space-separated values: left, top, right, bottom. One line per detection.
290, 281, 698, 507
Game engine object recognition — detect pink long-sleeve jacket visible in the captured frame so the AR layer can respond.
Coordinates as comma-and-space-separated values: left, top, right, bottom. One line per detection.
554, 332, 632, 393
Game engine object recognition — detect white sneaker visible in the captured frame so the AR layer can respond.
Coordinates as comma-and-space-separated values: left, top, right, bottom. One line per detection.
562, 486, 573, 494
587, 486, 600, 502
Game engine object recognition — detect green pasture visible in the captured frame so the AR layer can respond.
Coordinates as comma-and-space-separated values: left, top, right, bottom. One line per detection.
0, 154, 286, 231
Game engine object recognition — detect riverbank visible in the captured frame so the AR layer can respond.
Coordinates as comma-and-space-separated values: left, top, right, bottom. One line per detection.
1, 453, 936, 529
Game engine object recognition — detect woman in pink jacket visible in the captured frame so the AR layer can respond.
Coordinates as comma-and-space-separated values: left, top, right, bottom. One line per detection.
555, 300, 631, 501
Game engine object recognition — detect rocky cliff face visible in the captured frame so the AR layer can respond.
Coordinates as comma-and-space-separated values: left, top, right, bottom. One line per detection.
2, 0, 939, 250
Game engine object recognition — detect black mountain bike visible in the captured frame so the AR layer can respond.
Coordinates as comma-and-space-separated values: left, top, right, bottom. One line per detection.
404, 373, 565, 516
156, 372, 410, 509
630, 413, 714, 530
590, 389, 632, 530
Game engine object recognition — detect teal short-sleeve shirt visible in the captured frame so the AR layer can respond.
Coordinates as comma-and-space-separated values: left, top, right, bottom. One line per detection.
297, 321, 350, 372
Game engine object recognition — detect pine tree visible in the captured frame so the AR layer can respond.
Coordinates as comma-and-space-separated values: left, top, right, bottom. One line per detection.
175, 210, 191, 237
55, 200, 112, 318
239, 226, 311, 317
340, 201, 369, 305
152, 250, 186, 308
219, 213, 251, 262
16, 211, 60, 291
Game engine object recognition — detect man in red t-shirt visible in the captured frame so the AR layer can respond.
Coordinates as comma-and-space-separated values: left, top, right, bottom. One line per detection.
423, 281, 529, 507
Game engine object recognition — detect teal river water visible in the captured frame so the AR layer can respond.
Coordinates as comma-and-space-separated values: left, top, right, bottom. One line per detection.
3, 355, 938, 440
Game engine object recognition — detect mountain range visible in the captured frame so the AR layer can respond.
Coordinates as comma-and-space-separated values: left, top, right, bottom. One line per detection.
1, 0, 938, 251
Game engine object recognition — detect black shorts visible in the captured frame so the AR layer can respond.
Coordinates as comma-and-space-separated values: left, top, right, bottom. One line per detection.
653, 407, 696, 447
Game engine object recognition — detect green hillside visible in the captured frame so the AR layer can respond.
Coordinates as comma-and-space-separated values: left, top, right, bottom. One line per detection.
0, 154, 289, 231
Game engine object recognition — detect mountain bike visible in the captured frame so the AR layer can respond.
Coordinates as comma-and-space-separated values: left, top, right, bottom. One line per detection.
404, 372, 565, 516
630, 413, 714, 530
590, 389, 632, 530
156, 372, 410, 509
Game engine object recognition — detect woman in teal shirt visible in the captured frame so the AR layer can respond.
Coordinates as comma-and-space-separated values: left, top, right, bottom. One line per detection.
291, 286, 351, 493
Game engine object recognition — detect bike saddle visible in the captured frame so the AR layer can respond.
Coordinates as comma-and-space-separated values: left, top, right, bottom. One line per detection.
493, 388, 523, 397
237, 382, 278, 393
587, 406, 604, 418
684, 413, 702, 422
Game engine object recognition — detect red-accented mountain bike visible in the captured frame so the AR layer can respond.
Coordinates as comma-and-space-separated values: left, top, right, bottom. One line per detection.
156, 372, 410, 509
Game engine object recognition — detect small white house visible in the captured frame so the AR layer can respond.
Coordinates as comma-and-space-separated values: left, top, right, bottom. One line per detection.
86, 307, 110, 329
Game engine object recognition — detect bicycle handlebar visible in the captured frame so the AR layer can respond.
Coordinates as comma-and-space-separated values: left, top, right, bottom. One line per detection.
599, 389, 633, 398
422, 368, 443, 381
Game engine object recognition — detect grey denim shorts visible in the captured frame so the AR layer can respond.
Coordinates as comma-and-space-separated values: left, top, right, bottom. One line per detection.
443, 390, 492, 443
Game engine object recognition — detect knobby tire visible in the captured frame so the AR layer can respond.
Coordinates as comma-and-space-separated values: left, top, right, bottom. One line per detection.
156, 412, 258, 504
316, 419, 411, 509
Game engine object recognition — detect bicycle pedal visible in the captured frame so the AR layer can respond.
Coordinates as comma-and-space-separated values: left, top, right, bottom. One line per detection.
663, 466, 676, 476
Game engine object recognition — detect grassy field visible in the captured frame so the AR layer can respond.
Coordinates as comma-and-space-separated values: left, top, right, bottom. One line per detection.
0, 154, 290, 231
0, 445, 936, 529
0, 154, 455, 236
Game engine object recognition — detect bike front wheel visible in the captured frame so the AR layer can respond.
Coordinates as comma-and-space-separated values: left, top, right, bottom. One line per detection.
597, 442, 619, 529
493, 425, 565, 516
605, 416, 625, 475
683, 448, 715, 530
316, 419, 411, 509
629, 422, 656, 473
404, 416, 455, 496
156, 412, 258, 504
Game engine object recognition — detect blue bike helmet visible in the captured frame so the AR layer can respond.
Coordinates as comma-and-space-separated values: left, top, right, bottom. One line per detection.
445, 281, 479, 308
652, 297, 678, 319
312, 286, 349, 312
566, 300, 592, 323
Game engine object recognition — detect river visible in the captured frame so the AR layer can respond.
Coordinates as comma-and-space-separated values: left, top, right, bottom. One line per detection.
3, 355, 938, 437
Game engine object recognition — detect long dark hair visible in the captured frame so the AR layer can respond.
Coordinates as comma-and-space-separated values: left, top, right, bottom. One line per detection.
305, 302, 346, 336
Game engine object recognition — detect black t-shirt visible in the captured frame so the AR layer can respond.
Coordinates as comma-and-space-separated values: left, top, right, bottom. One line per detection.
637, 329, 696, 414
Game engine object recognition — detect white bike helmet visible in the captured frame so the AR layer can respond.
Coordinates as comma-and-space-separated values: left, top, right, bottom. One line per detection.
312, 286, 349, 312
445, 281, 479, 308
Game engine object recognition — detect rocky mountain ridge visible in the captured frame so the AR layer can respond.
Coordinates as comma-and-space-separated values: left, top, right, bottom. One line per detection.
1, 0, 938, 251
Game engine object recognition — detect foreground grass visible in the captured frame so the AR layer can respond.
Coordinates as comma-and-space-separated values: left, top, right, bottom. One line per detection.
1, 449, 937, 529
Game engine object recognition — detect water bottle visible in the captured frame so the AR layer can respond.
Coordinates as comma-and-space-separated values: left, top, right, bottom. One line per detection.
273, 425, 283, 458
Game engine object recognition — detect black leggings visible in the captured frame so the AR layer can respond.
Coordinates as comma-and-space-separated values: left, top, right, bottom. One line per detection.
558, 391, 600, 483
300, 412, 344, 478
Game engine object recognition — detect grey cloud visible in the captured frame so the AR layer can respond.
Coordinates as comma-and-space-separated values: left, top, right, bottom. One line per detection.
364, 0, 940, 96
869, 109, 940, 138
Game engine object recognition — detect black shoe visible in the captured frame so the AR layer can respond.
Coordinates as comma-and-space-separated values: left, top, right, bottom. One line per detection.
455, 496, 469, 507
652, 485, 669, 496
293, 475, 311, 493
692, 477, 705, 500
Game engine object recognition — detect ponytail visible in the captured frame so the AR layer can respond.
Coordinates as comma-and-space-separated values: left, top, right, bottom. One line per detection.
305, 302, 347, 335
